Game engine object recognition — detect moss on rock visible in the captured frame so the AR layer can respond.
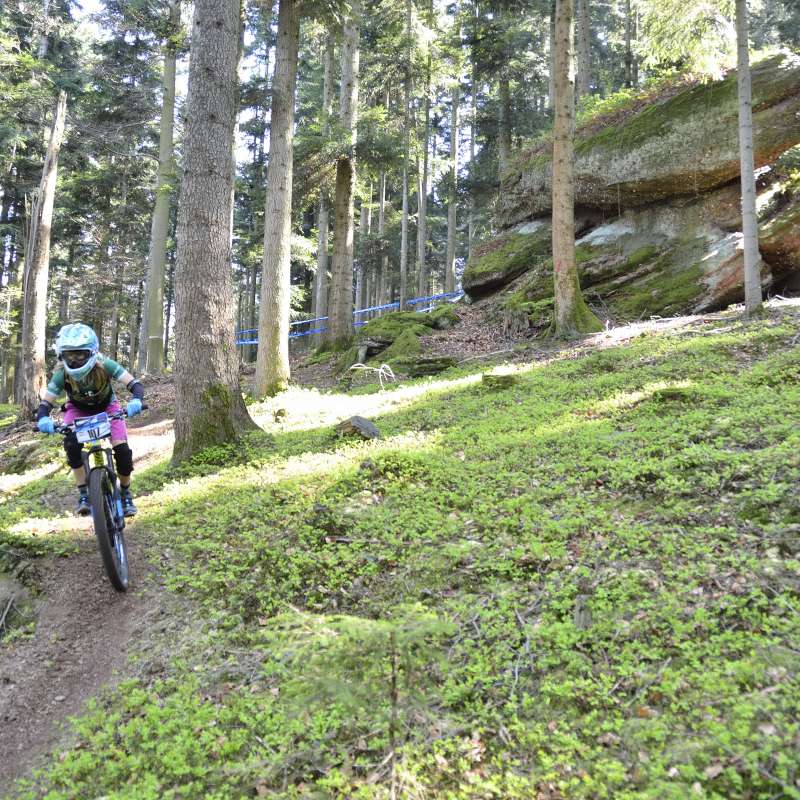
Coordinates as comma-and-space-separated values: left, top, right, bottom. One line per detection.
464, 228, 551, 297
496, 52, 800, 226
380, 327, 424, 363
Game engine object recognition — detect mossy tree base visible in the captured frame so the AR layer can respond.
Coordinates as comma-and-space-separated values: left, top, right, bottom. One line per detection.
172, 382, 258, 465
549, 295, 604, 339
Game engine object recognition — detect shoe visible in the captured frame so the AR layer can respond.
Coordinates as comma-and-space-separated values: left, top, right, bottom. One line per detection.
76, 490, 91, 516
121, 489, 137, 517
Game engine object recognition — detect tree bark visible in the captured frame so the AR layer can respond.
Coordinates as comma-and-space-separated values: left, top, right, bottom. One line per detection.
172, 0, 255, 464
399, 0, 413, 310
377, 169, 387, 314
417, 7, 432, 298
624, 0, 634, 89
551, 0, 602, 339
326, 0, 361, 347
254, 0, 300, 396
445, 83, 459, 294
18, 90, 66, 417
163, 247, 176, 367
498, 75, 512, 177
736, 0, 763, 317
548, 0, 556, 111
130, 279, 144, 370
357, 193, 371, 311
576, 0, 591, 101
141, 0, 180, 375
313, 35, 335, 340
468, 29, 477, 263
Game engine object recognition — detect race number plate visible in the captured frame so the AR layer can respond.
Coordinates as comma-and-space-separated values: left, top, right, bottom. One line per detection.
74, 412, 111, 443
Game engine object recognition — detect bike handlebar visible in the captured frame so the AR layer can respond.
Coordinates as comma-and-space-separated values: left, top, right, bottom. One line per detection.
32, 405, 149, 435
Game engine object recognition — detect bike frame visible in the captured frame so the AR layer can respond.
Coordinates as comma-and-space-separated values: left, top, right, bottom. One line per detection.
80, 439, 125, 531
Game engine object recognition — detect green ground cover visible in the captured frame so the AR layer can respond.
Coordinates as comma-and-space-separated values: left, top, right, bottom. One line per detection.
4, 310, 800, 799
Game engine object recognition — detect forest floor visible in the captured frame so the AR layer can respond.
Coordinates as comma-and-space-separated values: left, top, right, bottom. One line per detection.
1, 298, 799, 799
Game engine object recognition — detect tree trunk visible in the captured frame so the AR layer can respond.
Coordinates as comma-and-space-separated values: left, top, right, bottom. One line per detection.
357, 194, 371, 311
548, 0, 556, 111
58, 243, 74, 323
141, 0, 180, 375
576, 0, 591, 101
624, 0, 633, 89
736, 0, 763, 317
551, 0, 602, 339
445, 83, 459, 294
314, 35, 335, 341
18, 90, 66, 418
130, 279, 143, 369
498, 76, 512, 176
399, 0, 413, 310
417, 12, 432, 298
172, 0, 255, 464
326, 0, 361, 347
377, 169, 387, 315
163, 248, 176, 367
254, 0, 300, 396
468, 34, 477, 263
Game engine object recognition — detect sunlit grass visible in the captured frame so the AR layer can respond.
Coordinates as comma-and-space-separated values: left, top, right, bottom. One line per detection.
248, 372, 485, 434
0, 459, 64, 495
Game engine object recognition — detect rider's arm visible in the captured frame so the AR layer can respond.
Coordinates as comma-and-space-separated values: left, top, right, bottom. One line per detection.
40, 367, 65, 409
101, 356, 144, 401
36, 400, 54, 421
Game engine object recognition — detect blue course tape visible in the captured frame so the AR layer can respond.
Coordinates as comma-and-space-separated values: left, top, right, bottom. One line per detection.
236, 291, 462, 345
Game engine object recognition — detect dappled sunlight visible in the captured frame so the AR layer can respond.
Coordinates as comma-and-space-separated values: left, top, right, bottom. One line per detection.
0, 459, 64, 495
8, 511, 93, 540
587, 380, 694, 415
248, 373, 485, 433
137, 428, 441, 518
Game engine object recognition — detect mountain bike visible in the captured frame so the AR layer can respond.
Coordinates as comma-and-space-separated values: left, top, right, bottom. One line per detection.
43, 409, 144, 591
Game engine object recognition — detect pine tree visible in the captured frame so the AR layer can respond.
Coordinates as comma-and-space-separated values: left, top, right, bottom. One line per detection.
326, 0, 362, 347
172, 0, 256, 464
18, 91, 67, 417
735, 0, 763, 317
141, 0, 182, 375
254, 0, 300, 396
550, 0, 602, 338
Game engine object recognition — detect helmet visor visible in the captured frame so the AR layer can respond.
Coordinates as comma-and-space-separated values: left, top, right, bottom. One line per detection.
63, 350, 92, 370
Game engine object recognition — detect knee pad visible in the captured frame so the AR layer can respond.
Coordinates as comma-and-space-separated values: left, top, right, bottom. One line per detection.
63, 434, 84, 469
113, 442, 134, 476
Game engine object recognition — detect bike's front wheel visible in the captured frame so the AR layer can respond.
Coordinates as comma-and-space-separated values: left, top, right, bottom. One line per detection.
88, 468, 129, 591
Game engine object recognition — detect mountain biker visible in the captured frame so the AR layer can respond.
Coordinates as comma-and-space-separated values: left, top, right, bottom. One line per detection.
35, 323, 145, 517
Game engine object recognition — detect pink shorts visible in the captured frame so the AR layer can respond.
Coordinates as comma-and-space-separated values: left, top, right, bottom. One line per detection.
63, 400, 128, 442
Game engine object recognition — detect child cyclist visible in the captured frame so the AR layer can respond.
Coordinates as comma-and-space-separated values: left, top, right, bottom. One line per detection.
36, 323, 145, 517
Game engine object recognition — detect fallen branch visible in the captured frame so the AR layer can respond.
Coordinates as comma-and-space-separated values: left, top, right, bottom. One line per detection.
349, 362, 397, 389
0, 596, 16, 633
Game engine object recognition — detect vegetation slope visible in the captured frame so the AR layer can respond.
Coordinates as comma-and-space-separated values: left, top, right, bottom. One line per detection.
1, 304, 799, 800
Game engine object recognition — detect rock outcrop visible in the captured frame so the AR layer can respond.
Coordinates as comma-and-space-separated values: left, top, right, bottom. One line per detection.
463, 51, 800, 325
496, 52, 800, 227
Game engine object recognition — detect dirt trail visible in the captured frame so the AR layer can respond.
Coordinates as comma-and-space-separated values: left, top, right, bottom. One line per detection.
0, 540, 160, 793
0, 419, 175, 796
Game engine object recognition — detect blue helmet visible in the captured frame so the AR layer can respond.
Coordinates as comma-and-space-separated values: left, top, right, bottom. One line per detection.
54, 323, 100, 380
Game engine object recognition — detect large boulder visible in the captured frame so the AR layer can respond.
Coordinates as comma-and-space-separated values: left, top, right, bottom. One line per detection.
462, 220, 552, 297
494, 182, 798, 331
496, 52, 800, 228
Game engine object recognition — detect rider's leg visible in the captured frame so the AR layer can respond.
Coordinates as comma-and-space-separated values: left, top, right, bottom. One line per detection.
112, 440, 136, 516
63, 432, 89, 515
111, 440, 133, 487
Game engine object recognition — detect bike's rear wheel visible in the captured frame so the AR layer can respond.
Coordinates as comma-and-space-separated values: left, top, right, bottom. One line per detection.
88, 468, 129, 591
